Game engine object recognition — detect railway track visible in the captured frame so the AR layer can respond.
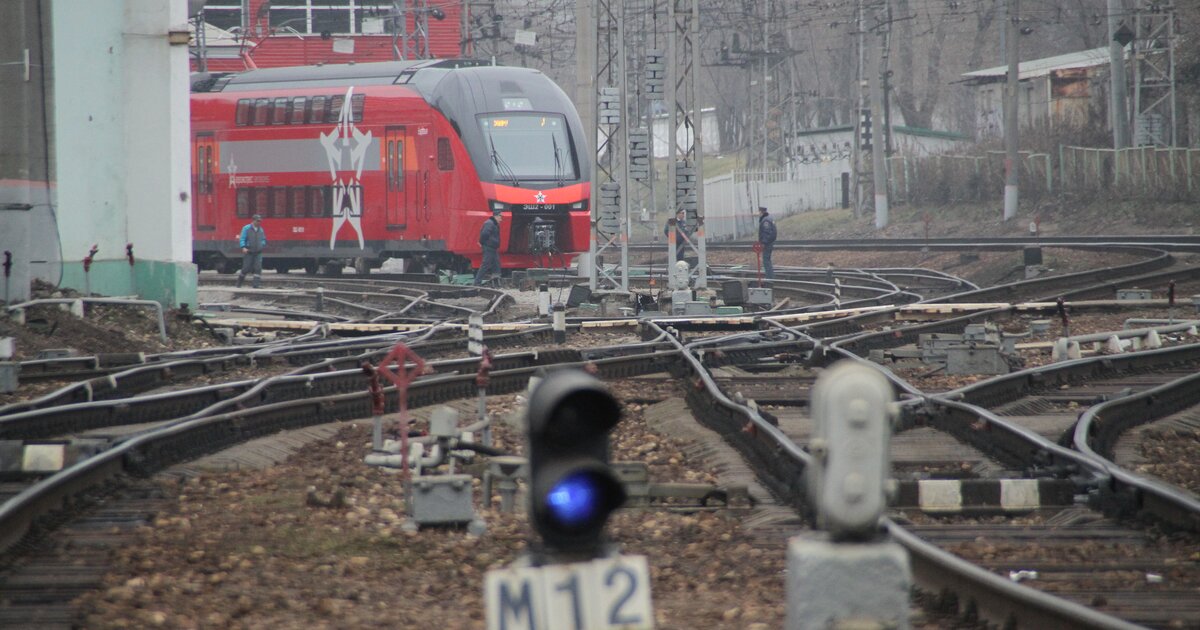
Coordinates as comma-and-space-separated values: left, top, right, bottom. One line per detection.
1, 249, 1199, 628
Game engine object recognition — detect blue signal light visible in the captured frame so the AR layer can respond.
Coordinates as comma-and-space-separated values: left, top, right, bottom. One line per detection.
546, 472, 606, 529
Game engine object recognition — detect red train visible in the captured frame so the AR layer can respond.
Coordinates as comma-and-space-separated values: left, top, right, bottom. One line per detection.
190, 59, 590, 275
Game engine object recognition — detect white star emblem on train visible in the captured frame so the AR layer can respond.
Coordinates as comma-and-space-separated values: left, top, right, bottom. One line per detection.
319, 87, 372, 250
535, 191, 546, 204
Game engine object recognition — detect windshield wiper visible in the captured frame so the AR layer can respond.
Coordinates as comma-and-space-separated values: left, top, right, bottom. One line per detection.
552, 134, 565, 188
488, 134, 520, 187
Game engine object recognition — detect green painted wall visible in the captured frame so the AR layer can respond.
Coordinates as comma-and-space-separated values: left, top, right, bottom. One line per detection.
60, 259, 197, 309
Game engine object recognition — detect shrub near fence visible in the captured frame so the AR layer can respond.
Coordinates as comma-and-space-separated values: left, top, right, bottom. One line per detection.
899, 145, 1200, 205
894, 152, 1049, 204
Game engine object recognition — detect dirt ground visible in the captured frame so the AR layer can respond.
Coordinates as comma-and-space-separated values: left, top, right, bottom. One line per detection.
3, 202, 1195, 629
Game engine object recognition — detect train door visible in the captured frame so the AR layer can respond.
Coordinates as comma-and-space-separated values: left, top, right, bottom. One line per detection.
384, 126, 408, 230
193, 133, 217, 232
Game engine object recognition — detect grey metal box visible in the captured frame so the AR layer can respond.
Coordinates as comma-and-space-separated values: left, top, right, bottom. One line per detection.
684, 301, 712, 316
747, 287, 773, 305
946, 344, 1009, 375
406, 474, 476, 526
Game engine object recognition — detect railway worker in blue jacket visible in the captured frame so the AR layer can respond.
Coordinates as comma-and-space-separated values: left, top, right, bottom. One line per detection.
474, 210, 503, 286
237, 214, 267, 288
664, 208, 690, 263
758, 206, 777, 280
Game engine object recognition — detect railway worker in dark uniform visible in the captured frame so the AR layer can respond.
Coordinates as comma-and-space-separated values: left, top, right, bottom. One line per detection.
664, 208, 690, 263
237, 214, 267, 288
474, 209, 502, 286
758, 206, 777, 280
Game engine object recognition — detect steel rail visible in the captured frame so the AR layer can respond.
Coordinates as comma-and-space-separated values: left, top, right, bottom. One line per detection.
675, 323, 1183, 629
1074, 371, 1200, 532
629, 235, 1200, 251
923, 246, 1174, 304
0, 348, 680, 558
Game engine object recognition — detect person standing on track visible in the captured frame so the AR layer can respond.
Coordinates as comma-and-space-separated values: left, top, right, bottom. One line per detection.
664, 208, 690, 263
474, 209, 502, 286
237, 214, 267, 288
758, 206, 777, 280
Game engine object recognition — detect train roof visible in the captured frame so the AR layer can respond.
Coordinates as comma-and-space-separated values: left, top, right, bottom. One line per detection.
191, 59, 491, 94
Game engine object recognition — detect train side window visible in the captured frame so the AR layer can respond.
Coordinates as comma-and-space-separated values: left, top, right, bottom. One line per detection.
271, 187, 287, 217
204, 146, 214, 193
351, 94, 365, 122
322, 186, 336, 217
195, 145, 205, 193
272, 97, 288, 125
309, 96, 327, 124
307, 186, 326, 218
235, 99, 250, 126
327, 94, 345, 123
437, 138, 453, 171
236, 188, 252, 218
253, 98, 270, 125
289, 97, 307, 124
388, 140, 404, 190
255, 188, 269, 215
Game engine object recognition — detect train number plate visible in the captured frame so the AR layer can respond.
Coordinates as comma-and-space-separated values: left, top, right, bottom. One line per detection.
485, 554, 654, 630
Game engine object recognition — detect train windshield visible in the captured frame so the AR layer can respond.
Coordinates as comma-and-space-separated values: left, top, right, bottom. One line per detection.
478, 114, 577, 184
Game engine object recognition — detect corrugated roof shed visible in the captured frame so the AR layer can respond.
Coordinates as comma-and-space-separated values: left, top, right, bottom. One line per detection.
961, 47, 1110, 83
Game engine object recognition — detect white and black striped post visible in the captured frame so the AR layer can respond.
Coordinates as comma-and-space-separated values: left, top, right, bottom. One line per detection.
468, 313, 484, 357
552, 303, 566, 344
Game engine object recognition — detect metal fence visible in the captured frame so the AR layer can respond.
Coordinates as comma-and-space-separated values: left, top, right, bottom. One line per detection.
887, 152, 1053, 205
1058, 145, 1199, 201
703, 169, 843, 241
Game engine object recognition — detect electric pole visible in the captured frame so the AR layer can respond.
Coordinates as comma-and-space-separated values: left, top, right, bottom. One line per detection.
1107, 0, 1131, 148
1003, 0, 1019, 222
868, 1, 888, 228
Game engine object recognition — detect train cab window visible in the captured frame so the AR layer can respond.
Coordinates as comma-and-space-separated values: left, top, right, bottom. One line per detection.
235, 99, 250, 126
351, 94, 365, 122
437, 138, 453, 171
309, 96, 327, 124
272, 98, 289, 125
327, 94, 345, 123
236, 189, 252, 218
253, 98, 270, 125
289, 97, 307, 124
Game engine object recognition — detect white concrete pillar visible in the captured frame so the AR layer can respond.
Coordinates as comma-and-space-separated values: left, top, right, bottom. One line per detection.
52, 0, 196, 307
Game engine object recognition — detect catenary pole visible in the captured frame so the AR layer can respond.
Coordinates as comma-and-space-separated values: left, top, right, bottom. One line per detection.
1003, 0, 1019, 221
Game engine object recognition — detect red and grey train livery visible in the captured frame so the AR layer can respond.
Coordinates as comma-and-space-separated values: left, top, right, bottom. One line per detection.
190, 59, 590, 274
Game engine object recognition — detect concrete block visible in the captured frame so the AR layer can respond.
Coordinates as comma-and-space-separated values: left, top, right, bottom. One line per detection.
683, 301, 711, 316
0, 338, 13, 360
786, 533, 911, 630
0, 362, 18, 394
1116, 289, 1151, 301
429, 407, 459, 438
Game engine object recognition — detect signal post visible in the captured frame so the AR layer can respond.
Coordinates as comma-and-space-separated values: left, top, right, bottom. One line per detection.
485, 370, 654, 630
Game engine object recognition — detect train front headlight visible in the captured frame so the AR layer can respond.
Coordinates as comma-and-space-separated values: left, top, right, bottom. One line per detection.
490, 200, 507, 212
570, 200, 588, 211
